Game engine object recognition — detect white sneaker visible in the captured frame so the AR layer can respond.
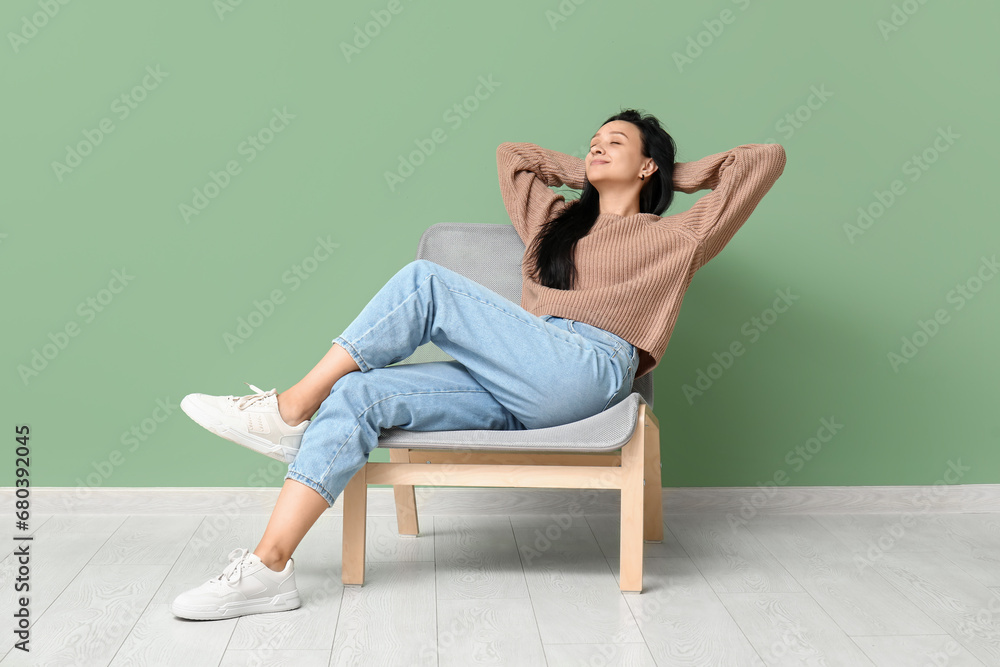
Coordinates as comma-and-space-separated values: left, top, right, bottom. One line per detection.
171, 547, 301, 620
180, 383, 309, 463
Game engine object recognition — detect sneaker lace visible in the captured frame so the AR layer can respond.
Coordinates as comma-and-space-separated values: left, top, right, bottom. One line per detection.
216, 547, 252, 584
232, 383, 276, 410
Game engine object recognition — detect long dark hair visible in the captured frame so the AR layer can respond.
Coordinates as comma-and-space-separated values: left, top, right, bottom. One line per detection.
527, 109, 677, 290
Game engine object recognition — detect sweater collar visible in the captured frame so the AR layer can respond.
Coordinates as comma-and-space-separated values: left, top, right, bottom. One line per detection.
592, 210, 659, 228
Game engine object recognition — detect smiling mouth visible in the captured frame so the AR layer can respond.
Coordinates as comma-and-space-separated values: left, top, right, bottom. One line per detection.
591, 160, 609, 165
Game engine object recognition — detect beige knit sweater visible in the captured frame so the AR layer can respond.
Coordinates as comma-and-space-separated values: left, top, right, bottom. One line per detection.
496, 141, 787, 380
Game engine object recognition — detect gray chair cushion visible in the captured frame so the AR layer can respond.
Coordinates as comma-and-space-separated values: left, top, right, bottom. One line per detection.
379, 392, 648, 453
378, 222, 655, 452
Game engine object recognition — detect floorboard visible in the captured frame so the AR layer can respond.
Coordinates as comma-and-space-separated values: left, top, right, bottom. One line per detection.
3, 487, 1000, 666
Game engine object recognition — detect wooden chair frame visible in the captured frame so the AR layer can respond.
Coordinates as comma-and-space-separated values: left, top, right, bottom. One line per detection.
341, 401, 663, 592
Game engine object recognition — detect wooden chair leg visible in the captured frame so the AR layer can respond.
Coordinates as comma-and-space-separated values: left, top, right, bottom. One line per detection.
389, 448, 419, 536
342, 465, 367, 586
619, 405, 646, 592
643, 410, 664, 543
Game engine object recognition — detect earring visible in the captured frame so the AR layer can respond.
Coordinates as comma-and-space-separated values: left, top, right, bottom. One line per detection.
640, 174, 645, 180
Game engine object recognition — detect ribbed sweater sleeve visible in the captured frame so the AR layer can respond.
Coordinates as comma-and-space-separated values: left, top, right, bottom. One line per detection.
673, 143, 787, 268
496, 142, 588, 244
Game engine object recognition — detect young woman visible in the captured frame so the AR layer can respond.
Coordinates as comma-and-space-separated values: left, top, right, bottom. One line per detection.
170, 108, 786, 620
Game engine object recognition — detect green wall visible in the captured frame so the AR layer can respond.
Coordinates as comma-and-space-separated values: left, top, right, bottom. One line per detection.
3, 0, 997, 497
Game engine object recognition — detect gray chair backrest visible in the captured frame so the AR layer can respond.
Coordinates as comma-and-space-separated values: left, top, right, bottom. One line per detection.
394, 222, 654, 410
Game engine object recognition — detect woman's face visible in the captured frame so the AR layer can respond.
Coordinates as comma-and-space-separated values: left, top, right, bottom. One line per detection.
585, 120, 655, 188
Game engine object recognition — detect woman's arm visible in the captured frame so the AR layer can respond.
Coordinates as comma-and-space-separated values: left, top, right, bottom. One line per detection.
496, 142, 587, 243
673, 143, 787, 267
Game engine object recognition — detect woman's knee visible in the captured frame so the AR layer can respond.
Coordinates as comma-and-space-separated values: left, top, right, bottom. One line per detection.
403, 258, 450, 283
379, 259, 437, 297
322, 371, 371, 409
321, 370, 398, 423
396, 258, 431, 279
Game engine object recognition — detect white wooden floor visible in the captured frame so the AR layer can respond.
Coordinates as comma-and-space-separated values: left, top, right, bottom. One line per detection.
1, 486, 999, 666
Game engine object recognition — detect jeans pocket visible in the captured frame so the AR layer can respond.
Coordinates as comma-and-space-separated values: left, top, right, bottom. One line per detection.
568, 320, 630, 355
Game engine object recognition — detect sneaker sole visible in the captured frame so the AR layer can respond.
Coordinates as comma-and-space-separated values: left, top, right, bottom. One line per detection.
171, 590, 301, 620
180, 395, 293, 463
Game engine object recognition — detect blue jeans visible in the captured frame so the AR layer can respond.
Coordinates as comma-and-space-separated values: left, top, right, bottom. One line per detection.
285, 259, 638, 507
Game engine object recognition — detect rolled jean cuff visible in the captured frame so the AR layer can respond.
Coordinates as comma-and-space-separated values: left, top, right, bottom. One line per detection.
333, 336, 370, 373
285, 469, 337, 507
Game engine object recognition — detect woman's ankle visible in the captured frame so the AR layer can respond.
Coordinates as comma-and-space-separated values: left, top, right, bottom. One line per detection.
275, 391, 308, 427
253, 545, 290, 572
